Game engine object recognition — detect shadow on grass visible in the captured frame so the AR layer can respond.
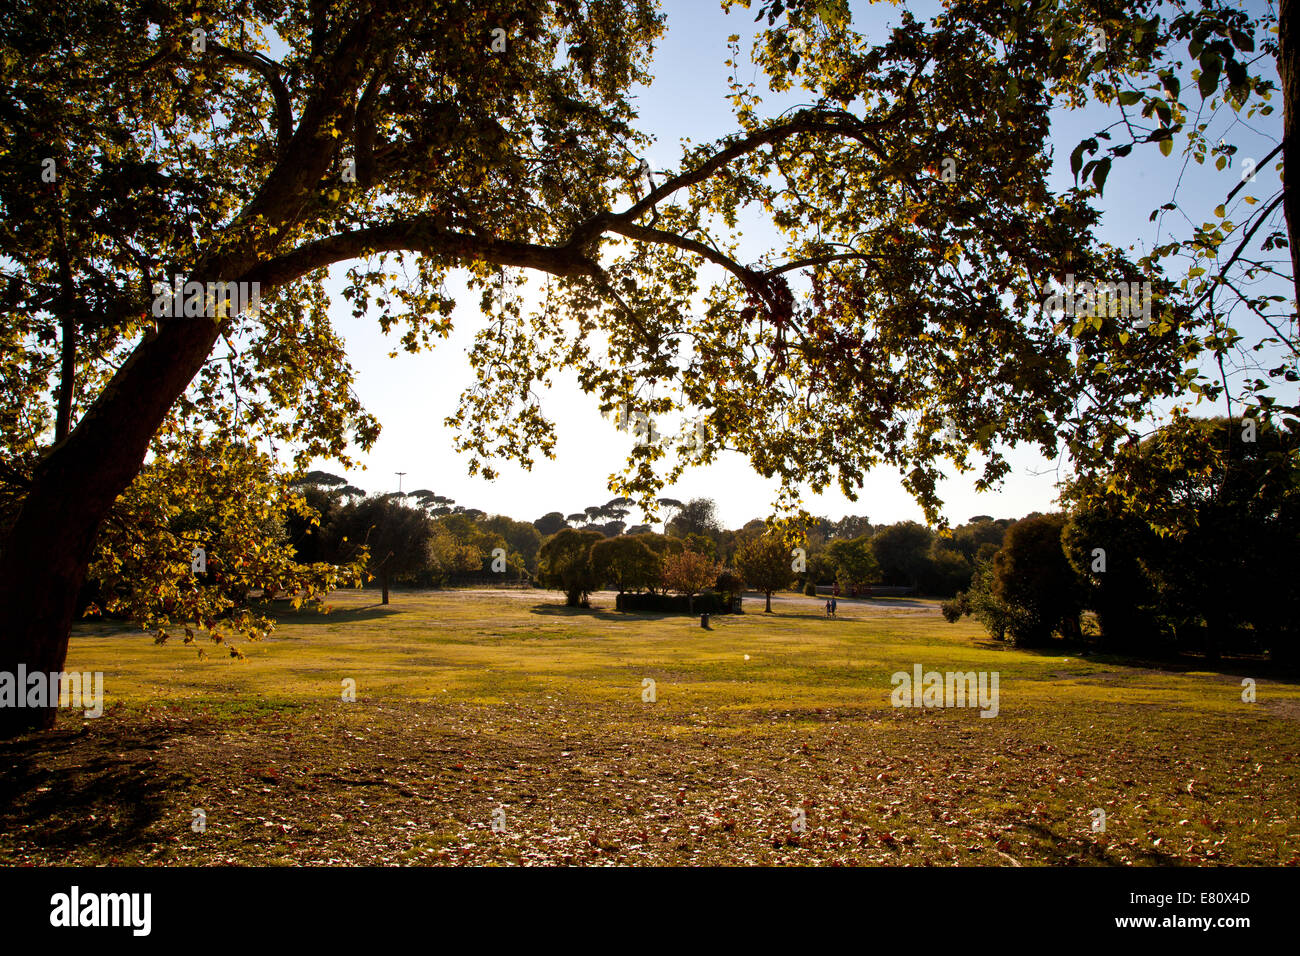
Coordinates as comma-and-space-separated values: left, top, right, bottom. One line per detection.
843, 597, 933, 609
0, 723, 188, 856
792, 613, 849, 624
1020, 820, 1178, 866
1012, 642, 1300, 685
528, 603, 629, 623
270, 603, 403, 626
747, 607, 848, 623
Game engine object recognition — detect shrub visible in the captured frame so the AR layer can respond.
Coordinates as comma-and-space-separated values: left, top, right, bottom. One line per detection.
714, 569, 743, 599
940, 592, 968, 624
957, 561, 1019, 641
615, 591, 737, 614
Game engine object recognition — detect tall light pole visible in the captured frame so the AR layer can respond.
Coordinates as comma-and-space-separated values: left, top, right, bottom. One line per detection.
395, 472, 407, 494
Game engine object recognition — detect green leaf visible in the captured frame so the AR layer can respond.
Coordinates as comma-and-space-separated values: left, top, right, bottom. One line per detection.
1197, 54, 1222, 98
1070, 142, 1087, 179
1093, 157, 1112, 193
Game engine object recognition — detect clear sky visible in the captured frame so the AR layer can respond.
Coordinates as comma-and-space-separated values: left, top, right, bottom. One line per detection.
306, 0, 1287, 530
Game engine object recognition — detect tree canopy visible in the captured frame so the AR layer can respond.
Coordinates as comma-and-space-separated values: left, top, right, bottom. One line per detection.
734, 532, 794, 611
536, 528, 604, 607
590, 534, 661, 593
660, 549, 723, 612
0, 0, 1294, 735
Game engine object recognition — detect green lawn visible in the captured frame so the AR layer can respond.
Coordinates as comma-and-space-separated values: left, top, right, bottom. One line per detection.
2, 588, 1297, 866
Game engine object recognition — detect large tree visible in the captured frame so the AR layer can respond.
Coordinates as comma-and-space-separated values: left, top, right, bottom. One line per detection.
990, 513, 1084, 646
331, 495, 433, 604
869, 521, 933, 589
661, 549, 722, 613
0, 0, 1293, 735
482, 514, 544, 573
589, 534, 661, 593
826, 534, 878, 592
536, 528, 603, 606
532, 512, 570, 537
734, 532, 794, 612
832, 515, 872, 540
1063, 415, 1300, 662
666, 497, 722, 540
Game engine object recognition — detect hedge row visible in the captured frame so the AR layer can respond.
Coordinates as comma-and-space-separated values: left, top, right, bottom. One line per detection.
614, 591, 740, 614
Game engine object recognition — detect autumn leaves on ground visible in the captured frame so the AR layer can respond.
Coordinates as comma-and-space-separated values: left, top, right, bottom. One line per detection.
2, 589, 1298, 866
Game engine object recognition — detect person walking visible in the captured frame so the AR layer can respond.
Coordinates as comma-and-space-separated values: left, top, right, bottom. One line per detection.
830, 596, 837, 618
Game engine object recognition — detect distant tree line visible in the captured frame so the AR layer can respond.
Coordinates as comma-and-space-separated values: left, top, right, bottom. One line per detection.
286, 475, 540, 604
280, 475, 1026, 609
173, 412, 1299, 660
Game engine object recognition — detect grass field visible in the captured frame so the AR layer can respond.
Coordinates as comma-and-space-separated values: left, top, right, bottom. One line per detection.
2, 588, 1299, 866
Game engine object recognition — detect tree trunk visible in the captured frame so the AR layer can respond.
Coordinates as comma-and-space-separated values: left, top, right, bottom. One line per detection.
380, 571, 390, 605
0, 296, 228, 737
765, 591, 772, 613
1280, 0, 1299, 308
1205, 623, 1220, 664
0, 27, 385, 738
54, 311, 76, 443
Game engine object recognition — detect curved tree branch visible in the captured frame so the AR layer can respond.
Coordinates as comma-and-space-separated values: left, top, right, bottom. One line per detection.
209, 42, 294, 152
247, 217, 602, 290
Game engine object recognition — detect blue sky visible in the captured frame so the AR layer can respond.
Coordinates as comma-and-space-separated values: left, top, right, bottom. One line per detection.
307, 0, 1288, 530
